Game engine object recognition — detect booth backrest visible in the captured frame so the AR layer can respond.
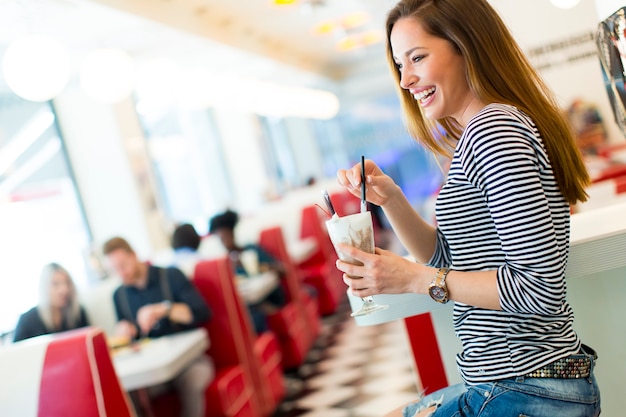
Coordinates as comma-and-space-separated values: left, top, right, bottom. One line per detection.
0, 327, 134, 417
259, 226, 308, 304
191, 258, 262, 416
299, 204, 336, 267
192, 259, 253, 371
196, 254, 284, 415
79, 276, 121, 337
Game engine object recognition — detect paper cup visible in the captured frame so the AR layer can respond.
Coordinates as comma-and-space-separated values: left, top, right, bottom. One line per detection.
325, 211, 375, 265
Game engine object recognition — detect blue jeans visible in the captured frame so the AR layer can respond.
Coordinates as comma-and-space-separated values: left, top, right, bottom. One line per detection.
403, 371, 600, 417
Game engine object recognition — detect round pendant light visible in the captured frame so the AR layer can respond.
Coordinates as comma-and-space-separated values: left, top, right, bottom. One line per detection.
2, 35, 71, 102
79, 48, 135, 104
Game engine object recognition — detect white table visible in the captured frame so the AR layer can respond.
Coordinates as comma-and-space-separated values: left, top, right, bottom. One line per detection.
112, 328, 209, 391
236, 271, 279, 304
288, 237, 318, 264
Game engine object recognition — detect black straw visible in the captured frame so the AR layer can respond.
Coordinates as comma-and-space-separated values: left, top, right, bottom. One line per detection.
360, 155, 367, 212
323, 189, 336, 217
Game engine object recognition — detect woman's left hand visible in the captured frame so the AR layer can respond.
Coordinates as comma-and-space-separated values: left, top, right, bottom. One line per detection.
334, 244, 430, 298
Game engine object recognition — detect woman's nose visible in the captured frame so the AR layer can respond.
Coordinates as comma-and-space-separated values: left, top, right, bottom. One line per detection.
399, 68, 417, 90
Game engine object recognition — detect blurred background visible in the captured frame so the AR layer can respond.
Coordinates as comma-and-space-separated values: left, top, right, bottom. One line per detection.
0, 0, 622, 336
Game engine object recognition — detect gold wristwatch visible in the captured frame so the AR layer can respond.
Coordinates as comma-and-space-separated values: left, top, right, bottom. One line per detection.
428, 267, 451, 304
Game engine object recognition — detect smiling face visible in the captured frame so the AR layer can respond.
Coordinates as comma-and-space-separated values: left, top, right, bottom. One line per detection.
390, 17, 485, 126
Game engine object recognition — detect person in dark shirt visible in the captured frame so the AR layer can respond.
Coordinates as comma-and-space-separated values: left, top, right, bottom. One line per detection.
14, 263, 89, 342
103, 237, 213, 417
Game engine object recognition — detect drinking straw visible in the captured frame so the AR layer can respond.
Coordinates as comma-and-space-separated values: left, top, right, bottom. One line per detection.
323, 189, 336, 217
360, 155, 367, 213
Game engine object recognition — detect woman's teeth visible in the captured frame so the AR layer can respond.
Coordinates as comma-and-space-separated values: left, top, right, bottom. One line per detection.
414, 87, 435, 102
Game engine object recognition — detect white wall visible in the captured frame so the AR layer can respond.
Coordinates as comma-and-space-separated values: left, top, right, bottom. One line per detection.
495, 0, 624, 142
53, 84, 166, 259
595, 0, 624, 20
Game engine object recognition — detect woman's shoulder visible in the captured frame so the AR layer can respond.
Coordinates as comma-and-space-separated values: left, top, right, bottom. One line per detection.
461, 103, 538, 150
469, 103, 534, 128
14, 307, 46, 342
19, 306, 41, 322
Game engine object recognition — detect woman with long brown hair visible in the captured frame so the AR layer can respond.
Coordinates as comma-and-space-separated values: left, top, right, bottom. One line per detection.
334, 0, 600, 416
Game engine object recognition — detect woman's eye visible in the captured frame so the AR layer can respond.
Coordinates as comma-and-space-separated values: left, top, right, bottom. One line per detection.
395, 62, 402, 70
411, 55, 424, 63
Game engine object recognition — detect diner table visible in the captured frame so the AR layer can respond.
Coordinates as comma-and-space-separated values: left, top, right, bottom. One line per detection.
236, 271, 280, 304
287, 237, 318, 264
112, 327, 210, 391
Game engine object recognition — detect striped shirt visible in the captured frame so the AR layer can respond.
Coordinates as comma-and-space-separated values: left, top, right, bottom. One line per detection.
429, 103, 581, 384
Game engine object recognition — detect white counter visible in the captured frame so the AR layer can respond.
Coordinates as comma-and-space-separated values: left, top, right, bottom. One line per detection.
566, 201, 626, 417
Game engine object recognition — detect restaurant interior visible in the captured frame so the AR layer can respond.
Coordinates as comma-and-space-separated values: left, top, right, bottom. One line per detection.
1, 0, 626, 416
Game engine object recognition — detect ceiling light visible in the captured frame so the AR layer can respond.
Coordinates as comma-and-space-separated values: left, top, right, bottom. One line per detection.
2, 35, 71, 102
79, 48, 135, 104
337, 37, 360, 52
361, 30, 384, 46
274, 0, 297, 5
342, 12, 369, 29
549, 0, 581, 9
315, 21, 336, 35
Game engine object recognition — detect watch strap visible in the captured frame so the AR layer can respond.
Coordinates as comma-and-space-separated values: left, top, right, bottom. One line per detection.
429, 267, 451, 304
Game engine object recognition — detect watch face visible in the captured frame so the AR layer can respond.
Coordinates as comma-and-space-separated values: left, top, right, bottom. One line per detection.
429, 286, 445, 301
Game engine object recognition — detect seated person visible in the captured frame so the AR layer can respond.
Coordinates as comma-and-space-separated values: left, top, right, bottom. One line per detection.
14, 263, 90, 342
171, 223, 203, 279
103, 237, 213, 417
209, 210, 286, 334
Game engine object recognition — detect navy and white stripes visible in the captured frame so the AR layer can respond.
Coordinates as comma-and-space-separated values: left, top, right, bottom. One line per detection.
429, 103, 580, 384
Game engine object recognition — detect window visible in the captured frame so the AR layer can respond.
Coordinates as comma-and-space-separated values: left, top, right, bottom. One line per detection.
138, 104, 232, 235
0, 95, 92, 337
258, 116, 299, 192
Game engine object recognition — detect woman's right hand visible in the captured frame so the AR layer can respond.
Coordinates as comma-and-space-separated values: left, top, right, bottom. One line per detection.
337, 159, 401, 207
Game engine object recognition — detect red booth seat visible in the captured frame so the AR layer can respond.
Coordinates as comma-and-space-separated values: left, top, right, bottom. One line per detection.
591, 163, 626, 183
298, 204, 346, 316
0, 327, 135, 417
259, 226, 320, 352
193, 258, 285, 417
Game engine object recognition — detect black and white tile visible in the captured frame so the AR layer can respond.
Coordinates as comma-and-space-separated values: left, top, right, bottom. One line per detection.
276, 301, 421, 417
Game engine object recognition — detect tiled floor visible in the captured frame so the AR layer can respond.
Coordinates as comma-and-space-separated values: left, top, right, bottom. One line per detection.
275, 301, 422, 417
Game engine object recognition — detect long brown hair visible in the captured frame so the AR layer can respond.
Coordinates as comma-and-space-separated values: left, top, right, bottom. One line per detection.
385, 0, 589, 204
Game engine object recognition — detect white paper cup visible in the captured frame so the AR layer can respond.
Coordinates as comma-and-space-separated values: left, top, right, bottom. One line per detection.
325, 211, 375, 266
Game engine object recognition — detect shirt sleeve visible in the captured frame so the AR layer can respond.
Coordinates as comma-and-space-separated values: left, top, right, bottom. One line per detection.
168, 267, 212, 326
426, 228, 453, 268
461, 112, 568, 315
